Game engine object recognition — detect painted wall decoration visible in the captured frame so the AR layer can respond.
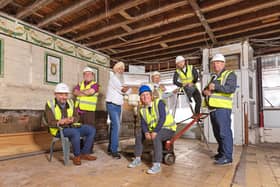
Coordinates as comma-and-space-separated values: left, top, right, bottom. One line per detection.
45, 53, 62, 84
0, 14, 110, 67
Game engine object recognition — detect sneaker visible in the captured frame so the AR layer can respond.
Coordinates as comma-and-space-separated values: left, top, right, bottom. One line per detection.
112, 152, 121, 159
128, 158, 141, 168
147, 163, 161, 174
215, 157, 232, 165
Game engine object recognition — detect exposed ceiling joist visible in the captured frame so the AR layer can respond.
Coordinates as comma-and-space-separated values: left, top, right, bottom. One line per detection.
189, 0, 217, 44
16, 0, 54, 19
56, 0, 149, 35
0, 0, 13, 9
73, 0, 190, 42
37, 0, 96, 28
121, 24, 133, 32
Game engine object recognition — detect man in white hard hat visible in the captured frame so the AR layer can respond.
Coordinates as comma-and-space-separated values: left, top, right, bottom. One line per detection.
44, 83, 97, 165
73, 67, 99, 126
173, 55, 201, 116
147, 71, 166, 99
202, 53, 237, 165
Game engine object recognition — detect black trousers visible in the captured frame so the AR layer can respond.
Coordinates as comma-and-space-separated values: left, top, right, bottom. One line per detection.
184, 87, 202, 114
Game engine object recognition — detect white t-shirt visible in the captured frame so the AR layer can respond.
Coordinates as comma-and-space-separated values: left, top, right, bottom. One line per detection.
106, 73, 130, 105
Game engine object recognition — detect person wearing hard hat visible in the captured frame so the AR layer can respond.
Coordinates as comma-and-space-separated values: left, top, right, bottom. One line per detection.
147, 71, 166, 99
173, 55, 202, 117
106, 61, 131, 159
44, 83, 97, 165
73, 67, 99, 126
127, 85, 176, 174
202, 53, 237, 165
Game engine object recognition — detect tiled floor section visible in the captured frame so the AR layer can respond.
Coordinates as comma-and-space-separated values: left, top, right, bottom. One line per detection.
0, 139, 242, 187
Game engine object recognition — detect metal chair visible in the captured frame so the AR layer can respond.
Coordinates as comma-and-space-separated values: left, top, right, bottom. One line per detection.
41, 115, 71, 165
49, 127, 71, 165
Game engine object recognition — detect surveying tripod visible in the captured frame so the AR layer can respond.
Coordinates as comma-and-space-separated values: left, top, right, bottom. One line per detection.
171, 87, 210, 151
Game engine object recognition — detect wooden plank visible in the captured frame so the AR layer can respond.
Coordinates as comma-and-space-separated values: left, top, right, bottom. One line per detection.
0, 131, 54, 157
56, 0, 149, 35
16, 0, 55, 19
37, 0, 97, 28
189, 0, 217, 44
0, 0, 13, 9
73, 0, 190, 41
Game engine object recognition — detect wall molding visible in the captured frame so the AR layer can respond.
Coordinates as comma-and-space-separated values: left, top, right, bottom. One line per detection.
0, 13, 110, 67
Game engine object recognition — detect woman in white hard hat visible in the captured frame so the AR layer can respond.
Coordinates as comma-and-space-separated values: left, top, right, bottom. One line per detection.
173, 55, 202, 117
147, 71, 166, 99
202, 53, 237, 165
106, 62, 131, 159
44, 83, 97, 165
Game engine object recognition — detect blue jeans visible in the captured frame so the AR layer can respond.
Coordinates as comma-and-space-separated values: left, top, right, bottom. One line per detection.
106, 102, 122, 153
62, 124, 95, 156
210, 108, 233, 160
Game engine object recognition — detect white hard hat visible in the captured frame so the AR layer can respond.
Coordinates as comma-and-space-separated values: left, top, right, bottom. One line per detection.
211, 54, 225, 63
151, 71, 160, 76
83, 67, 94, 73
175, 56, 185, 64
54, 83, 70, 93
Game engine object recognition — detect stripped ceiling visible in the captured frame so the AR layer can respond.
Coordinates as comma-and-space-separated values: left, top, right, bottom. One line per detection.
1, 0, 280, 71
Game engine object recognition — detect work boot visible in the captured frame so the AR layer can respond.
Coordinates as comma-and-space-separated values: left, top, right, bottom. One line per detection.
215, 156, 232, 166
80, 154, 97, 161
112, 152, 121, 159
72, 156, 81, 165
128, 157, 141, 168
147, 163, 161, 174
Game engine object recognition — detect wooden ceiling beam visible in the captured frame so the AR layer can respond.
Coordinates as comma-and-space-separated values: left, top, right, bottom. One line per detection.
121, 39, 206, 60
119, 10, 133, 20
16, 0, 54, 19
85, 12, 194, 47
206, 0, 280, 23
73, 1, 190, 41
121, 25, 133, 32
37, 0, 96, 28
0, 0, 13, 9
94, 19, 200, 50
56, 0, 149, 35
95, 3, 280, 52
189, 0, 217, 44
110, 29, 205, 58
85, 0, 277, 49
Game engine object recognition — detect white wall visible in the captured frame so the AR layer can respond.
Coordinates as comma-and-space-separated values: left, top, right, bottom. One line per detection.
0, 34, 109, 110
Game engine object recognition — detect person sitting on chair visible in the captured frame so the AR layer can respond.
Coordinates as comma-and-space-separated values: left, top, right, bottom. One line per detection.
127, 85, 177, 174
173, 55, 202, 117
44, 83, 97, 165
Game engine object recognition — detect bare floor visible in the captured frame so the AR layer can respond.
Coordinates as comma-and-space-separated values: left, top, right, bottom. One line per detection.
2, 139, 278, 187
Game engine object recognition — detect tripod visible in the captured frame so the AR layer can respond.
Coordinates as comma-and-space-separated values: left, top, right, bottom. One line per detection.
171, 87, 210, 151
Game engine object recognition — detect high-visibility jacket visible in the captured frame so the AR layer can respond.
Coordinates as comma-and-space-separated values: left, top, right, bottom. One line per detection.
140, 99, 177, 132
207, 70, 234, 109
75, 81, 98, 111
47, 99, 80, 136
176, 65, 193, 85
148, 83, 164, 99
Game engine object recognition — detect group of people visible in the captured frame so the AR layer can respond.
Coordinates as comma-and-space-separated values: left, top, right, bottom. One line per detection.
44, 53, 237, 173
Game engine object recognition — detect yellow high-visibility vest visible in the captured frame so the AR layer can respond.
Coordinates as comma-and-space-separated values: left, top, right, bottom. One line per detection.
47, 99, 80, 136
176, 65, 193, 84
207, 70, 234, 109
75, 81, 98, 111
140, 99, 177, 132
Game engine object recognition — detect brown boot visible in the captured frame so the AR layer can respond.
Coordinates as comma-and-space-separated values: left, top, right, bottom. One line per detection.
80, 154, 97, 161
72, 156, 81, 165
